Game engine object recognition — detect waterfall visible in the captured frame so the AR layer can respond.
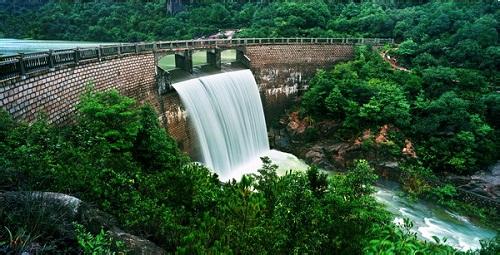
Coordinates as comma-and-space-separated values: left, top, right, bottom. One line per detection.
173, 70, 270, 180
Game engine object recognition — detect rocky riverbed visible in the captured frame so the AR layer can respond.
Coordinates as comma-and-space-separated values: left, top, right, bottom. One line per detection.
446, 161, 500, 203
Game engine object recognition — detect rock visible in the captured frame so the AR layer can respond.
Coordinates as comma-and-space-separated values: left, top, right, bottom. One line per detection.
325, 142, 361, 169
1, 191, 82, 215
316, 120, 339, 136
268, 127, 291, 151
375, 124, 390, 144
402, 139, 417, 158
446, 161, 500, 203
0, 191, 166, 255
78, 202, 166, 255
109, 228, 165, 255
377, 161, 401, 180
305, 145, 333, 169
286, 111, 309, 135
303, 141, 363, 170
380, 161, 399, 169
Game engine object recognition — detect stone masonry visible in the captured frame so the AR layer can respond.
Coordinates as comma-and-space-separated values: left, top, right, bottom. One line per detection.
0, 44, 357, 155
245, 44, 354, 124
0, 53, 156, 123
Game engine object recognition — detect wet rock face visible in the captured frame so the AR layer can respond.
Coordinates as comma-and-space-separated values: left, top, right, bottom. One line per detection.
270, 111, 360, 170
302, 142, 363, 170
304, 145, 331, 169
447, 161, 500, 203
286, 111, 309, 135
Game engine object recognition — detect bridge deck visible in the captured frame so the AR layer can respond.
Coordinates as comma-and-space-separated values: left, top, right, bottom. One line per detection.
0, 37, 394, 82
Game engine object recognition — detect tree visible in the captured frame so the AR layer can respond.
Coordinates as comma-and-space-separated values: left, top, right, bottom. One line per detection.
358, 79, 411, 128
77, 88, 141, 152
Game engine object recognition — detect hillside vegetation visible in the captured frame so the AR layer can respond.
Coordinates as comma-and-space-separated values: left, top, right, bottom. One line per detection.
0, 0, 498, 254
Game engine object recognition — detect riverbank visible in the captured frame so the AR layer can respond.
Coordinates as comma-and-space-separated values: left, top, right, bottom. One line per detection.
269, 109, 499, 229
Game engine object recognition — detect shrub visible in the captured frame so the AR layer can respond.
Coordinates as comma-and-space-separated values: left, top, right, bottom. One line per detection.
74, 223, 125, 255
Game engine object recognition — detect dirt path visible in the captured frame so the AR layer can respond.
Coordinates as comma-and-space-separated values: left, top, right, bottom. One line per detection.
380, 50, 410, 72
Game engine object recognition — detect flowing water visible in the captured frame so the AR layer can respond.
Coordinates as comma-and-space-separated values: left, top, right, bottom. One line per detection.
174, 70, 271, 180
175, 68, 496, 251
4, 39, 495, 252
374, 180, 497, 251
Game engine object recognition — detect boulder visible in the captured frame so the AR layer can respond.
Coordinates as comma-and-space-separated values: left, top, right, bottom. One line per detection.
286, 111, 309, 135
0, 192, 166, 255
109, 228, 165, 255
304, 145, 334, 169
446, 161, 500, 203
325, 142, 361, 169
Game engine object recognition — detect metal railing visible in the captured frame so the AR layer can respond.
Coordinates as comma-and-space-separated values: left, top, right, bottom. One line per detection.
0, 37, 394, 82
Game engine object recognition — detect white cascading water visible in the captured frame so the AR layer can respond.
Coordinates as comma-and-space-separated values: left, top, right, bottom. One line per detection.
173, 70, 496, 251
173, 70, 271, 180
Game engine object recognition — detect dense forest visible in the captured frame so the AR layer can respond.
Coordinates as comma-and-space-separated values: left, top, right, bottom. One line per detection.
0, 0, 499, 254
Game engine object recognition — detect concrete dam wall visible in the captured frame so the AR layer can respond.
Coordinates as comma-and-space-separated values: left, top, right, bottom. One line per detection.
0, 38, 389, 153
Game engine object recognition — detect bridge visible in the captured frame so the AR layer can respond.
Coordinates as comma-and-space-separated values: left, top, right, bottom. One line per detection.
0, 37, 393, 152
0, 37, 393, 82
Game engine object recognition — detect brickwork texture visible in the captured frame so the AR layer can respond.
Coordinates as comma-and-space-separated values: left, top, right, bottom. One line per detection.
0, 44, 356, 154
0, 53, 156, 123
245, 44, 354, 124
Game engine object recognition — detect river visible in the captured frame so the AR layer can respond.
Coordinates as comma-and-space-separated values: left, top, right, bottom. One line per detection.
2, 38, 497, 252
230, 152, 497, 251
374, 179, 497, 251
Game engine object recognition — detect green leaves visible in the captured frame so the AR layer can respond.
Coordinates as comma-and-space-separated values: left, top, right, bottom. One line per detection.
78, 88, 141, 152
364, 218, 460, 255
412, 91, 495, 173
358, 79, 411, 128
302, 46, 411, 131
74, 223, 125, 255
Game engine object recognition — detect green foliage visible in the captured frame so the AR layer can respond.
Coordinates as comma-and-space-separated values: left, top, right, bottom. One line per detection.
297, 0, 499, 174
74, 223, 125, 255
357, 79, 410, 128
482, 93, 500, 129
478, 235, 500, 255
239, 0, 331, 37
365, 219, 460, 255
1, 1, 499, 253
302, 46, 412, 132
428, 184, 457, 207
412, 91, 496, 173
133, 105, 188, 172
0, 88, 198, 250
78, 87, 141, 152
399, 163, 434, 198
347, 159, 379, 196
1, 86, 492, 254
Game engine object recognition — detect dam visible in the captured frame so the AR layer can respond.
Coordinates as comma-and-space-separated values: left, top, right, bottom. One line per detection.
0, 37, 391, 153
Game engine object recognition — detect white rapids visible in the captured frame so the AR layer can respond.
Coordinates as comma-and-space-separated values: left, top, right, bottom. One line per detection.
173, 70, 307, 181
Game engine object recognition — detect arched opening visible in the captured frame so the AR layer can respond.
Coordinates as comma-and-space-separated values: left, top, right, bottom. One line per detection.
192, 50, 208, 67
221, 49, 236, 63
158, 54, 176, 71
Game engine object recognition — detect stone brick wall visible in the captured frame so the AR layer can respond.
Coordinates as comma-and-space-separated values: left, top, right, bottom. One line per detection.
0, 44, 357, 156
158, 92, 199, 158
245, 44, 354, 125
0, 53, 156, 123
162, 44, 356, 154
0, 51, 197, 156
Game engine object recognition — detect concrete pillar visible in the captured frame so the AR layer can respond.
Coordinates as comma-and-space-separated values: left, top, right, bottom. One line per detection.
175, 50, 193, 73
236, 48, 250, 68
207, 49, 221, 69
156, 67, 172, 95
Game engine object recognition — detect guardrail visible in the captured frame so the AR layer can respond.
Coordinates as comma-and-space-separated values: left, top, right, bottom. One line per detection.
0, 37, 394, 82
